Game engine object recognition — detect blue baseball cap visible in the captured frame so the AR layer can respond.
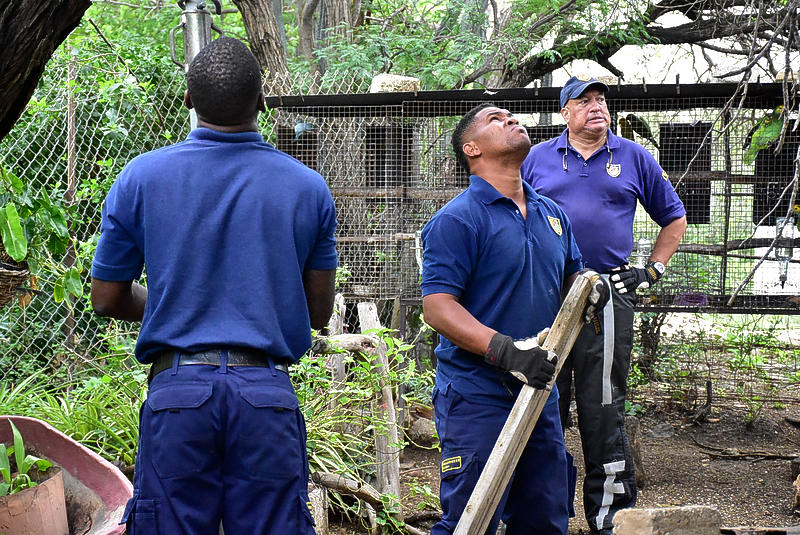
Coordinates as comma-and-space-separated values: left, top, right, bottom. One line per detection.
559, 76, 610, 108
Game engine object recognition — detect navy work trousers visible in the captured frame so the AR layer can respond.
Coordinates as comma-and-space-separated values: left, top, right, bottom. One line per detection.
431, 383, 572, 535
122, 354, 315, 535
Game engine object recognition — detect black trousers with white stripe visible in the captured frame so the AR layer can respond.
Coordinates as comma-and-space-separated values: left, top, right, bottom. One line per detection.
556, 281, 637, 533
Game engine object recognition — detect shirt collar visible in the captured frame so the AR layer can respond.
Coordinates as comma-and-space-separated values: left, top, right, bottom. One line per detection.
469, 175, 541, 205
187, 127, 264, 144
558, 127, 620, 151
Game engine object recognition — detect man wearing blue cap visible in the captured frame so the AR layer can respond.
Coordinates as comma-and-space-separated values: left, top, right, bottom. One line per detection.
521, 76, 687, 534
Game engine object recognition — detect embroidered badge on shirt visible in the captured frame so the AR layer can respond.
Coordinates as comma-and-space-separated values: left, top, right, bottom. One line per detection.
606, 162, 621, 177
441, 456, 462, 473
547, 216, 563, 236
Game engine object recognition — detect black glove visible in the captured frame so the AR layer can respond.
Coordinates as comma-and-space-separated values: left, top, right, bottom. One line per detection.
609, 262, 665, 294
577, 268, 609, 324
484, 332, 557, 389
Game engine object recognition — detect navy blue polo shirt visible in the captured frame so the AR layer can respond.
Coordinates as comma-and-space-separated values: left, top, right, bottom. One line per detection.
92, 127, 338, 363
521, 129, 685, 272
421, 176, 582, 401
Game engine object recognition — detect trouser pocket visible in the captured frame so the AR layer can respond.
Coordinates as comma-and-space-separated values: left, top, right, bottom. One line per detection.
146, 382, 215, 479
121, 495, 158, 535
237, 386, 303, 479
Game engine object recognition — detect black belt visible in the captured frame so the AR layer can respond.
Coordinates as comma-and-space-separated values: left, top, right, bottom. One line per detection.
149, 349, 289, 382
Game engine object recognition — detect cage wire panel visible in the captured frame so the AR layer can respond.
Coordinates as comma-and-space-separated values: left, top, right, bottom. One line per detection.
2, 40, 799, 408
266, 83, 799, 315
0, 38, 191, 379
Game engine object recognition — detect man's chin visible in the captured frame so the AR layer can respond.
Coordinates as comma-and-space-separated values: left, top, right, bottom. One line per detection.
585, 122, 609, 134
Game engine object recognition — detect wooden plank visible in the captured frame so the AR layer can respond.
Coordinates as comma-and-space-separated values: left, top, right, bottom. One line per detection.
453, 273, 594, 535
357, 302, 402, 502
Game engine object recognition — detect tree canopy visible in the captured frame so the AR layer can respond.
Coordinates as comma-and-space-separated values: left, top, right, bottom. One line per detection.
0, 0, 797, 141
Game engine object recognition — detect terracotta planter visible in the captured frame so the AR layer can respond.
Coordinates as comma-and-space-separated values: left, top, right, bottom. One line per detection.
0, 466, 69, 535
0, 416, 133, 535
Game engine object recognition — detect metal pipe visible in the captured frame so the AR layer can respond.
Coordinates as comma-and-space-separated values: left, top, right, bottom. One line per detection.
172, 0, 222, 129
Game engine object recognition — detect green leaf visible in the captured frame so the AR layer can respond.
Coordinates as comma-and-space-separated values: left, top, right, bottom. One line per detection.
54, 278, 66, 302
0, 482, 9, 496
35, 457, 51, 470
0, 203, 27, 261
0, 167, 24, 195
65, 268, 83, 298
0, 443, 10, 483
49, 206, 70, 238
10, 422, 25, 477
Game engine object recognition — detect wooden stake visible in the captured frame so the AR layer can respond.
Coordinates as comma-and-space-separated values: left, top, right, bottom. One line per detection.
453, 273, 594, 535
357, 302, 402, 502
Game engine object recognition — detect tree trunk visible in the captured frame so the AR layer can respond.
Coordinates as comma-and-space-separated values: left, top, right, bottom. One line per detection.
0, 0, 91, 142
231, 0, 289, 93
325, 0, 356, 36
294, 0, 321, 62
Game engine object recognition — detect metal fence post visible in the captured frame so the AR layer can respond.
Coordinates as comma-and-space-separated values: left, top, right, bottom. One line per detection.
170, 0, 223, 129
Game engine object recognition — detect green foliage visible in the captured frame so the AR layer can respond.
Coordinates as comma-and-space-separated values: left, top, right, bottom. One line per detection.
335, 265, 353, 290
310, 0, 490, 91
0, 421, 53, 497
375, 493, 404, 532
624, 400, 644, 416
0, 164, 72, 271
406, 477, 440, 511
0, 367, 144, 467
291, 327, 431, 519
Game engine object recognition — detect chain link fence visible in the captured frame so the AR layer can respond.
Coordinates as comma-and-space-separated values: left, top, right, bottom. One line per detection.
1, 29, 800, 414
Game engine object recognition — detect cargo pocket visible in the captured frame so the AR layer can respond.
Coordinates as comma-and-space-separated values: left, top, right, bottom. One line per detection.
238, 386, 302, 479
121, 494, 158, 535
147, 382, 215, 479
438, 449, 476, 521
440, 450, 474, 481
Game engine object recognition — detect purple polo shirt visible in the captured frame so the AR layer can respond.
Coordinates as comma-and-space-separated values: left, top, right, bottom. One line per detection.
521, 128, 685, 272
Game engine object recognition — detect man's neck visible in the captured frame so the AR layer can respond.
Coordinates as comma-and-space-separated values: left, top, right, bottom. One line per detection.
197, 117, 259, 133
472, 159, 526, 207
567, 129, 607, 159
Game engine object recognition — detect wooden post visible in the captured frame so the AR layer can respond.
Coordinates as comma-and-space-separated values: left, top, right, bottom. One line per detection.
357, 302, 402, 502
453, 273, 594, 535
326, 294, 347, 406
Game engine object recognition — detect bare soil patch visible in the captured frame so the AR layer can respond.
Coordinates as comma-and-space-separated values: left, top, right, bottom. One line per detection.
329, 402, 800, 533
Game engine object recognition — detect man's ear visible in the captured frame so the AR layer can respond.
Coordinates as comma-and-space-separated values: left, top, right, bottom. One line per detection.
184, 90, 194, 110
463, 141, 481, 159
257, 92, 266, 113
560, 107, 569, 123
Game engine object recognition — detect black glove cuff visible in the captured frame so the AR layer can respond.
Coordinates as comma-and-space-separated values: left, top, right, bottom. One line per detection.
485, 332, 511, 367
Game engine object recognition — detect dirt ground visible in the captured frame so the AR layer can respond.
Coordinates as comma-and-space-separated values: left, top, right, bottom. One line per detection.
328, 402, 800, 534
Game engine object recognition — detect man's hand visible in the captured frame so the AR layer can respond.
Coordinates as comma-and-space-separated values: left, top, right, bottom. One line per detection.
609, 262, 665, 294
484, 332, 557, 389
578, 268, 609, 324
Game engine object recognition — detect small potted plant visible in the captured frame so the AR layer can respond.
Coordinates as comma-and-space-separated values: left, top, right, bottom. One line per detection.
0, 421, 69, 534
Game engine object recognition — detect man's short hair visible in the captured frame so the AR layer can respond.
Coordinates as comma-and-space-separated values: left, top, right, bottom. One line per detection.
186, 37, 263, 125
452, 102, 495, 174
